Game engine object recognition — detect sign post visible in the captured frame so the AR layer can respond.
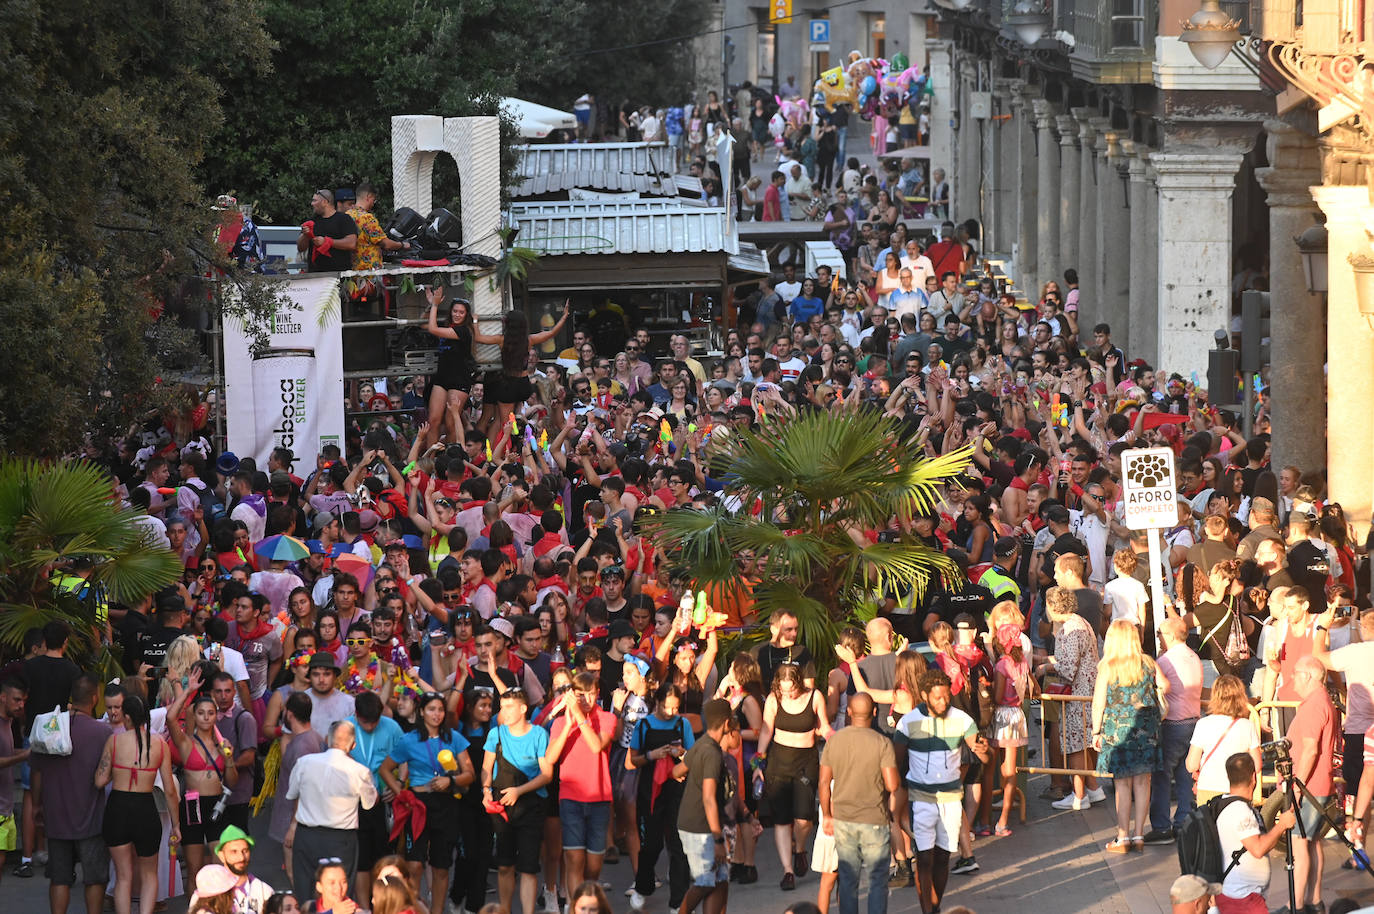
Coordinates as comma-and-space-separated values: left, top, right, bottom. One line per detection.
1120, 447, 1178, 644
770, 0, 792, 24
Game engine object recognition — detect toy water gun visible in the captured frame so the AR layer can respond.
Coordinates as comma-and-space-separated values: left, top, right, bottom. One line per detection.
402, 460, 417, 477
435, 748, 465, 798
510, 414, 520, 438
525, 424, 539, 454
700, 423, 715, 446
484, 440, 493, 462
1051, 394, 1068, 428
538, 429, 549, 452
659, 418, 674, 455
693, 591, 708, 627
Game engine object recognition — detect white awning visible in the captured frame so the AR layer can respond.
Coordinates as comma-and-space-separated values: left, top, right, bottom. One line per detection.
502, 98, 578, 139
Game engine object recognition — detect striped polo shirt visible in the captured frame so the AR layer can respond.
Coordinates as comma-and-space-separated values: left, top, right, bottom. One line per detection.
893, 705, 977, 802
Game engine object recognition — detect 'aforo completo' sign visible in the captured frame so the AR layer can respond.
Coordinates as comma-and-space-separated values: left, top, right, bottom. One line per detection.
1120, 447, 1178, 530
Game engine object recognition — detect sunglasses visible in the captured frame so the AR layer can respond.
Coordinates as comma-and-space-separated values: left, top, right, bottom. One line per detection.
345, 637, 371, 647
317, 857, 343, 866
443, 591, 463, 601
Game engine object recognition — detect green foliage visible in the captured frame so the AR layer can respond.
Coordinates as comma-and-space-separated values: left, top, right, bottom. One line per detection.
646, 411, 972, 665
0, 0, 277, 455
519, 0, 715, 111
0, 459, 183, 674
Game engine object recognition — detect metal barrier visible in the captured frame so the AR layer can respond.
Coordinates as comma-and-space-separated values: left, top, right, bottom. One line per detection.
1020, 693, 1114, 780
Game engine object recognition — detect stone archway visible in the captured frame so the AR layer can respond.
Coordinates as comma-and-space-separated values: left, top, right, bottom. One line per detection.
391, 115, 504, 360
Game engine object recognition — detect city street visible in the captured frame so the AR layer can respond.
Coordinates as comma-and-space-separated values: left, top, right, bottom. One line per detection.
4, 774, 1368, 914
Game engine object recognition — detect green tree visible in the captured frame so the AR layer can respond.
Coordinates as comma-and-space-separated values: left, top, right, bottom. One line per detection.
646, 411, 972, 658
519, 0, 715, 112
0, 459, 183, 678
0, 0, 277, 456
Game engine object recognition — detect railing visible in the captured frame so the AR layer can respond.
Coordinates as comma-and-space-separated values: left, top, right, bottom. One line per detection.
1021, 693, 1115, 779
1053, 0, 1159, 57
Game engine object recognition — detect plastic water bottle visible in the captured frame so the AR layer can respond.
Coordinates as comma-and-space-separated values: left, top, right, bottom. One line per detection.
551, 643, 566, 672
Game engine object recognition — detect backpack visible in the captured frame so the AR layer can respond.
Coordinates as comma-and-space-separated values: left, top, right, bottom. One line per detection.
185, 476, 226, 524
1176, 794, 1251, 884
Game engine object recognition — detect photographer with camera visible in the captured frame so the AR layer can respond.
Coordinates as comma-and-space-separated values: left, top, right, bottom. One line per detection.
1213, 752, 1296, 914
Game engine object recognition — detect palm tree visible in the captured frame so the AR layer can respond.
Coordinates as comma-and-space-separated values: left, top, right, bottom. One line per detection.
0, 458, 184, 679
646, 410, 972, 656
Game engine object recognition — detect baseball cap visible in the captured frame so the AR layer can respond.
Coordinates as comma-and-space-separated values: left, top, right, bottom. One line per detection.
993, 536, 1019, 558
1169, 875, 1221, 905
608, 620, 636, 641
304, 539, 328, 555
195, 864, 238, 897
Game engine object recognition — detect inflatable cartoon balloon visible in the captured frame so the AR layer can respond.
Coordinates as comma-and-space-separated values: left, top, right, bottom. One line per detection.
891, 51, 910, 72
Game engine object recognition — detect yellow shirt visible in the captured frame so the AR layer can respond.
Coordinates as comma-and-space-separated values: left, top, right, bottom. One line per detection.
349, 207, 387, 271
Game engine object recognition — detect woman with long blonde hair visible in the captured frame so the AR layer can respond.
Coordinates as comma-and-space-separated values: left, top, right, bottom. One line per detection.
157, 635, 204, 707
1091, 621, 1163, 853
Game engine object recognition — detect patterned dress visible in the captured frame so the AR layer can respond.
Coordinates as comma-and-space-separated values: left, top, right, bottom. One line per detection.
1052, 614, 1098, 755
1096, 659, 1163, 777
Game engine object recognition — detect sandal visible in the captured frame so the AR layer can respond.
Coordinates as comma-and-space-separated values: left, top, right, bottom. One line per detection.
994, 826, 1014, 838
1129, 837, 1144, 853
1104, 837, 1131, 854
974, 825, 994, 838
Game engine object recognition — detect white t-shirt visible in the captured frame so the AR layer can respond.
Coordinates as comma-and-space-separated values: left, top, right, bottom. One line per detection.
775, 280, 801, 303
1104, 574, 1149, 626
777, 357, 807, 382
1327, 641, 1374, 734
1189, 713, 1260, 795
1216, 797, 1269, 899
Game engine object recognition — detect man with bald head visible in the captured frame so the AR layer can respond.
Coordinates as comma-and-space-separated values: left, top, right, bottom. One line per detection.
821, 692, 901, 914
1285, 653, 1338, 913
858, 618, 898, 733
286, 718, 378, 896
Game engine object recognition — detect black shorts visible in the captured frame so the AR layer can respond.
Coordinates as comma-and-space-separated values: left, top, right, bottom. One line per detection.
179, 793, 227, 847
102, 790, 161, 858
492, 793, 544, 874
762, 744, 819, 825
356, 798, 390, 871
489, 373, 534, 405
47, 835, 109, 887
405, 792, 461, 868
428, 369, 474, 398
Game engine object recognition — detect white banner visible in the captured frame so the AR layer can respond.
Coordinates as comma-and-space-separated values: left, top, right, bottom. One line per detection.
223, 275, 345, 474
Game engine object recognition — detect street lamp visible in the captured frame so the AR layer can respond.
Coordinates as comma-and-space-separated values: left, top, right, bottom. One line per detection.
1004, 0, 1051, 47
1349, 252, 1374, 330
1294, 222, 1328, 295
1180, 0, 1241, 69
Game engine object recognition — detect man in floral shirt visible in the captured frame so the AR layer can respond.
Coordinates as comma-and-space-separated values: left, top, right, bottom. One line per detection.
349, 182, 404, 271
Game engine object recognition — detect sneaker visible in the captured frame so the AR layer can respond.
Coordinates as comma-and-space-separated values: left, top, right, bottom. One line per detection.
14, 862, 34, 878
1302, 903, 1326, 914
1038, 786, 1065, 801
33, 851, 48, 866
603, 845, 620, 865
1142, 829, 1175, 846
1085, 787, 1108, 804
740, 865, 758, 885
539, 889, 559, 913
627, 891, 647, 912
888, 861, 914, 888
950, 856, 980, 875
1051, 793, 1085, 811
793, 851, 808, 878
780, 872, 796, 891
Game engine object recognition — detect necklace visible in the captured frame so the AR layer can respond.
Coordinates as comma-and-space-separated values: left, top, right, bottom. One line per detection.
344, 654, 381, 694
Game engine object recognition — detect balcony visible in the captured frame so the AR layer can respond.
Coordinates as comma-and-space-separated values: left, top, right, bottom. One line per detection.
1053, 0, 1159, 83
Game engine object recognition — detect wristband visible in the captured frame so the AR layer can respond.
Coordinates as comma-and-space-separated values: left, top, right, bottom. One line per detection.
713, 835, 725, 844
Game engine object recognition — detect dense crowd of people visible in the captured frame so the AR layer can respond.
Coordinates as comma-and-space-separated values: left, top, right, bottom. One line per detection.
4, 203, 1373, 914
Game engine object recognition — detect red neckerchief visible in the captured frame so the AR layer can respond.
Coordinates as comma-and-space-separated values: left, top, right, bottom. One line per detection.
536, 574, 569, 594
236, 618, 274, 642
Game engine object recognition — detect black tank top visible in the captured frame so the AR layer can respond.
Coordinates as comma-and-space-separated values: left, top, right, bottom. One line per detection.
774, 691, 819, 734
437, 325, 474, 376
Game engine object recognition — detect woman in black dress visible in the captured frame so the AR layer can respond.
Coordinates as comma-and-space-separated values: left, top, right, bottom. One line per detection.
480, 300, 569, 437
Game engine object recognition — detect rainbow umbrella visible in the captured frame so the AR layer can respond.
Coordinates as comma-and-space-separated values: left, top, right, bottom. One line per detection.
332, 552, 376, 590
253, 534, 310, 562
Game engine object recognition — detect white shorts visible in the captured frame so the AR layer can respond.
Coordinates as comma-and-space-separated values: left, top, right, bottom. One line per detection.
812, 813, 839, 874
910, 798, 962, 852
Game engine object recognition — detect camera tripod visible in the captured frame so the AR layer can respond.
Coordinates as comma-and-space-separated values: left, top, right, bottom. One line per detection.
1270, 752, 1374, 914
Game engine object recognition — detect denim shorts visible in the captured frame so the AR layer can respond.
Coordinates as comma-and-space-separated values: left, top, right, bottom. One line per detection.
558, 799, 611, 853
679, 829, 730, 888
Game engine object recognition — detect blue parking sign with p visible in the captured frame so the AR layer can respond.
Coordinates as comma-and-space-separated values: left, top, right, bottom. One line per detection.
810, 19, 829, 43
